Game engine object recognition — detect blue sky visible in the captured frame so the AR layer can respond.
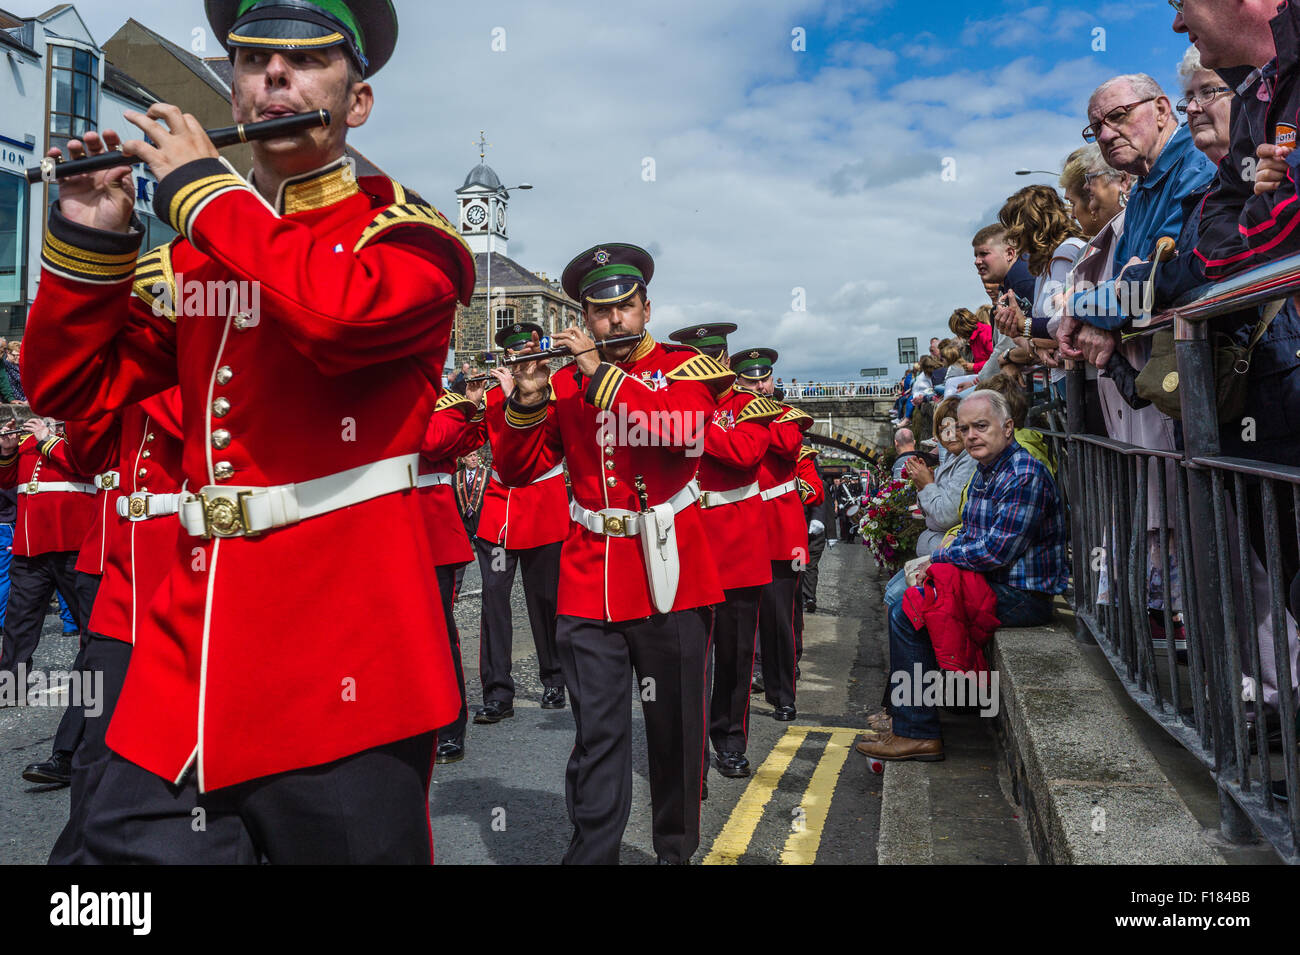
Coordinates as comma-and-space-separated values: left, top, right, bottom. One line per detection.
65, 0, 1201, 380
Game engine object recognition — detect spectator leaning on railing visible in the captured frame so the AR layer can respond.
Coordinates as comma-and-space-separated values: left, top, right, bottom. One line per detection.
857, 390, 1068, 762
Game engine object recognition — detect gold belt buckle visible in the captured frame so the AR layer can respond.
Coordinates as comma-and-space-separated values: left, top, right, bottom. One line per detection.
602, 514, 626, 537
25, 479, 38, 495
200, 490, 260, 539
128, 495, 148, 519
99, 473, 116, 489
699, 491, 712, 508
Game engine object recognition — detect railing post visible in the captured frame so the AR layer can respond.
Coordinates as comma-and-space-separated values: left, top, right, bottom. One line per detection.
1175, 314, 1254, 844
1065, 362, 1091, 644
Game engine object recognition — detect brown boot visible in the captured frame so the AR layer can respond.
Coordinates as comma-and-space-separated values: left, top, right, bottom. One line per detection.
855, 733, 944, 762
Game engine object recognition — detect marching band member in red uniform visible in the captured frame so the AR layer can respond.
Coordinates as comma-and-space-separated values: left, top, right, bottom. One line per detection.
420, 382, 488, 765
19, 0, 474, 863
487, 244, 732, 864
792, 445, 826, 657
38, 389, 185, 862
473, 323, 569, 726
0, 419, 97, 682
733, 348, 812, 720
669, 324, 783, 781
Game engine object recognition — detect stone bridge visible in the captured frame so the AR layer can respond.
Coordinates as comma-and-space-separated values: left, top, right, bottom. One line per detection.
781, 383, 896, 462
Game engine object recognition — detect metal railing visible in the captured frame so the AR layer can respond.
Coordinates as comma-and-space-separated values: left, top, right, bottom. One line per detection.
1049, 253, 1300, 862
782, 381, 895, 399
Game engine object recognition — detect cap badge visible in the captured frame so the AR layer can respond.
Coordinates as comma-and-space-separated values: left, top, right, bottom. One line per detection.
513, 324, 522, 332
593, 249, 611, 266
749, 351, 759, 359
697, 328, 708, 337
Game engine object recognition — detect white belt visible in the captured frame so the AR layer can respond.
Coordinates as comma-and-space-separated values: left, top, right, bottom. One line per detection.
94, 471, 121, 490
117, 491, 182, 521
417, 472, 453, 488
179, 453, 420, 539
19, 481, 96, 495
760, 479, 798, 502
569, 481, 700, 538
490, 463, 564, 488
698, 481, 759, 509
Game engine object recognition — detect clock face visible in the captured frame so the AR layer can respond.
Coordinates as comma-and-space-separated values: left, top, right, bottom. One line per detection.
465, 203, 487, 227
496, 206, 506, 232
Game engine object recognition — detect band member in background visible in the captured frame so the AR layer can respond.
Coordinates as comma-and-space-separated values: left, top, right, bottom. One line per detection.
454, 448, 488, 596
733, 348, 811, 720
20, 0, 474, 862
793, 445, 826, 650
487, 244, 732, 864
473, 323, 569, 724
422, 380, 489, 765
669, 323, 782, 781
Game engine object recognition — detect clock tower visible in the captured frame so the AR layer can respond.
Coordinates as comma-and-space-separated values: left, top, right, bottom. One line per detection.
456, 131, 508, 256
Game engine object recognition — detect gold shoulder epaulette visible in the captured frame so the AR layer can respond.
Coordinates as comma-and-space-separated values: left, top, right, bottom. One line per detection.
736, 395, 783, 424
777, 407, 812, 425
353, 202, 476, 305
666, 353, 734, 389
435, 392, 476, 413
798, 445, 818, 460
132, 242, 177, 322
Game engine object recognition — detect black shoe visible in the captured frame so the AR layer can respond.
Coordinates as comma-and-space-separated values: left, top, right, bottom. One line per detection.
540, 686, 566, 709
751, 673, 765, 694
474, 700, 515, 724
22, 752, 72, 786
435, 739, 464, 764
773, 705, 797, 722
805, 602, 816, 614
715, 751, 751, 778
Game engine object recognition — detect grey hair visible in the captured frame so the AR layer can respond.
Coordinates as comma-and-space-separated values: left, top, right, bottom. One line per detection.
1089, 73, 1167, 112
1084, 146, 1127, 183
1177, 46, 1204, 90
960, 389, 1013, 425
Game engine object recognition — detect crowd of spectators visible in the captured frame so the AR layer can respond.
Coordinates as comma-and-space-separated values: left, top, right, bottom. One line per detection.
859, 3, 1300, 768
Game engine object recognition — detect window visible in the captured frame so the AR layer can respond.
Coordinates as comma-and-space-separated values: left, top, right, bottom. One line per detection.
49, 45, 99, 153
548, 307, 558, 335
494, 305, 516, 332
0, 172, 26, 304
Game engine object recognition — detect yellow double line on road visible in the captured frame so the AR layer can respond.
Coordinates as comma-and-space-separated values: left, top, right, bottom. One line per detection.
703, 725, 861, 865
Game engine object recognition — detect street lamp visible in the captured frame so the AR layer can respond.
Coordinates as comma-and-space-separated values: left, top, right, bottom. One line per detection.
1015, 168, 1058, 177
485, 182, 533, 339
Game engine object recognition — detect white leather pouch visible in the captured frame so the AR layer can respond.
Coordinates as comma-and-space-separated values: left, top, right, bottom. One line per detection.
638, 502, 681, 614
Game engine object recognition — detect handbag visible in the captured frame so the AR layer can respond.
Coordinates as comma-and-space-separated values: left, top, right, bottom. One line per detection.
1134, 300, 1284, 422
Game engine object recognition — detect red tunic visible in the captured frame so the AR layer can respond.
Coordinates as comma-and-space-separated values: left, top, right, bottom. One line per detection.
419, 391, 485, 568
0, 433, 97, 557
796, 447, 824, 507
64, 390, 185, 646
487, 336, 732, 621
697, 387, 782, 591
21, 157, 475, 790
477, 389, 569, 551
758, 406, 813, 565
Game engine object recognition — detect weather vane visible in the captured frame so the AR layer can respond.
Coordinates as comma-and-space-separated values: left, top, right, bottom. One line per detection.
475, 130, 490, 162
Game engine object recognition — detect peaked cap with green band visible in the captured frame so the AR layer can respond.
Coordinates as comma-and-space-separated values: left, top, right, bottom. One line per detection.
668, 322, 737, 358
206, 0, 398, 77
731, 347, 778, 380
561, 243, 654, 306
495, 321, 544, 351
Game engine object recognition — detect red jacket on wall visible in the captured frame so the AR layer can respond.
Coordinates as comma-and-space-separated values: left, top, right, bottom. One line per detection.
901, 562, 1001, 674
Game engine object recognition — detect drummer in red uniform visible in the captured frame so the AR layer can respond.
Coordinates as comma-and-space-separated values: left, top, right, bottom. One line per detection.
19, 0, 473, 863
487, 243, 733, 864
668, 323, 783, 780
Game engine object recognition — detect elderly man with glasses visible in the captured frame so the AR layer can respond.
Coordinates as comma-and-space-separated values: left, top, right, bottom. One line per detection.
1057, 73, 1216, 369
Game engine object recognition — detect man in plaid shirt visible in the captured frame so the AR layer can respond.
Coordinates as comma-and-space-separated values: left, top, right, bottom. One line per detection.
859, 390, 1068, 762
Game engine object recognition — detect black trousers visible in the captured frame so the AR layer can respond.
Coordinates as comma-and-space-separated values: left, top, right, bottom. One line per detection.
709, 585, 760, 754
475, 537, 563, 705
555, 609, 710, 864
49, 572, 102, 756
77, 732, 437, 864
0, 551, 85, 677
759, 561, 799, 708
49, 632, 131, 864
434, 564, 468, 745
802, 530, 826, 607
